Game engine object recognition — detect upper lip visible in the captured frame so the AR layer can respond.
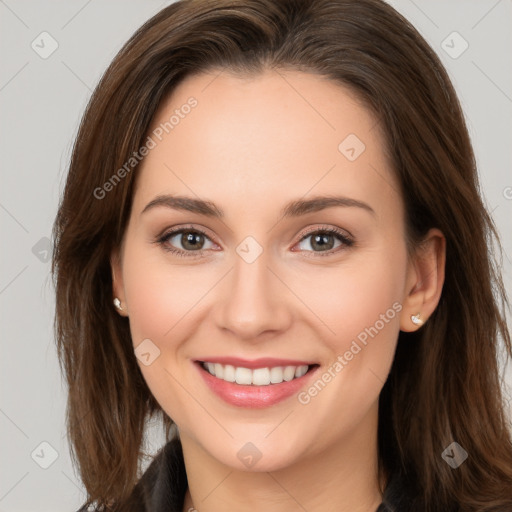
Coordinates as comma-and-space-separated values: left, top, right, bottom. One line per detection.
195, 357, 317, 369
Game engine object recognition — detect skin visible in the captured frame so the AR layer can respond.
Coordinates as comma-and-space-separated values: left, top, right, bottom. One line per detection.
112, 69, 445, 512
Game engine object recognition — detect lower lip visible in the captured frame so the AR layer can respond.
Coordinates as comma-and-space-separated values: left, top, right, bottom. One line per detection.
194, 361, 319, 408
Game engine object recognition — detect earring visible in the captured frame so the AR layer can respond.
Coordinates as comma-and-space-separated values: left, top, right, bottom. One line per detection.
411, 313, 423, 326
113, 297, 123, 311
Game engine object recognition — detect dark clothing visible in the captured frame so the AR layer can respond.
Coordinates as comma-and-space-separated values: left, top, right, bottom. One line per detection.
78, 437, 412, 511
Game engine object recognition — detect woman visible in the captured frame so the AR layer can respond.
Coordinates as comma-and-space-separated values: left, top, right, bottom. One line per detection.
51, 0, 512, 510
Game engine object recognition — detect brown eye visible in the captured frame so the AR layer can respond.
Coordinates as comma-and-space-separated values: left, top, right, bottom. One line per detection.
295, 227, 354, 256
157, 227, 215, 257
174, 230, 206, 251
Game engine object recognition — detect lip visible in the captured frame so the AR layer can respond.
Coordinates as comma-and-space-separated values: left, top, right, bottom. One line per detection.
194, 356, 316, 369
194, 360, 320, 409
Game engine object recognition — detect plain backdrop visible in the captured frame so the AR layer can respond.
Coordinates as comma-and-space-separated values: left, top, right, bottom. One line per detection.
1, 1, 511, 510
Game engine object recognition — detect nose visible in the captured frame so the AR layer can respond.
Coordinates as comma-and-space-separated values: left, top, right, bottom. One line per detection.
214, 247, 292, 341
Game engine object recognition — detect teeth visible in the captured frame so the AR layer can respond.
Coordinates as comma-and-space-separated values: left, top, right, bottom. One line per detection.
214, 363, 224, 379
252, 368, 270, 385
202, 362, 310, 386
295, 365, 308, 378
270, 366, 284, 383
283, 366, 296, 381
235, 367, 252, 385
223, 364, 236, 382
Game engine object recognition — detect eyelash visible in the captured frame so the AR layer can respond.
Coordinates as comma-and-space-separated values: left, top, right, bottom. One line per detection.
154, 224, 354, 259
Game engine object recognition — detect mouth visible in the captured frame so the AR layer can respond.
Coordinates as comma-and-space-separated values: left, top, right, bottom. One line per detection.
193, 358, 320, 408
197, 360, 319, 386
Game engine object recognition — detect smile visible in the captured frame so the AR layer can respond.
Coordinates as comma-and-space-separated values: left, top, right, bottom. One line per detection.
194, 358, 320, 408
200, 361, 312, 385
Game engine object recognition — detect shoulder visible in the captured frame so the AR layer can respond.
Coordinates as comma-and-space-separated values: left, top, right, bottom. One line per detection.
75, 437, 187, 512
137, 436, 188, 510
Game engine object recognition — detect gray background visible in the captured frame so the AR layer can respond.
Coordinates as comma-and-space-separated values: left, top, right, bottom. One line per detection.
1, 0, 511, 510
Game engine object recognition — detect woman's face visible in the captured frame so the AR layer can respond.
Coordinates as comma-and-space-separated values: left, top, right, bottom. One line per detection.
113, 69, 422, 471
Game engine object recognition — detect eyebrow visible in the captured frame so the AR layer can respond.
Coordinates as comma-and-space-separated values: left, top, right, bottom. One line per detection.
141, 194, 375, 218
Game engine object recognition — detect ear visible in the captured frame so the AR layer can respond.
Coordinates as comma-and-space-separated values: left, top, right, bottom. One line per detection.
400, 228, 446, 332
111, 247, 129, 317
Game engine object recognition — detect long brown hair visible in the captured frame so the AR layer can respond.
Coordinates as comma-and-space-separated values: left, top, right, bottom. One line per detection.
52, 0, 512, 510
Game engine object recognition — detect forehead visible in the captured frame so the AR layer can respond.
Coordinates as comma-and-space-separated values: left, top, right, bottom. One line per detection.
133, 69, 399, 220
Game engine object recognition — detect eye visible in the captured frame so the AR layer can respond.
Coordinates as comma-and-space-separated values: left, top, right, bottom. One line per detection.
293, 226, 354, 257
155, 226, 216, 258
155, 225, 354, 259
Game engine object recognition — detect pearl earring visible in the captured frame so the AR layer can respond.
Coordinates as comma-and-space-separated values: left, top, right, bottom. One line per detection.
411, 313, 423, 326
113, 297, 123, 311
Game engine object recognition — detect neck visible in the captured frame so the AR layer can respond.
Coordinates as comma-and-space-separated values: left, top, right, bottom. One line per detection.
180, 405, 384, 512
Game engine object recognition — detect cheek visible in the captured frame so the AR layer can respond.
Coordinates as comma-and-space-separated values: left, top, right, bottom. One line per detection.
121, 245, 208, 423
300, 250, 406, 421
290, 255, 405, 440
304, 253, 405, 346
121, 243, 218, 411
122, 243, 209, 346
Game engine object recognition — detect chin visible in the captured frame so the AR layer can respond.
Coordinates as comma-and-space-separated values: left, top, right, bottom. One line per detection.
201, 435, 309, 473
